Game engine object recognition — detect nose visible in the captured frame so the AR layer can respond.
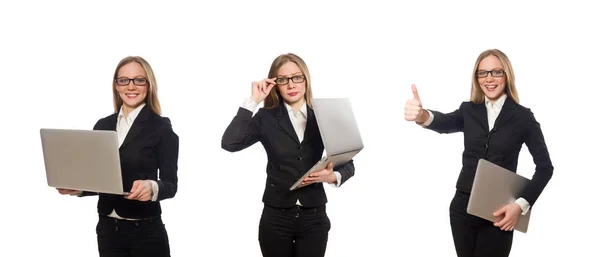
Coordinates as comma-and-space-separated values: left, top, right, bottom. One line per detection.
126, 81, 137, 90
287, 81, 296, 89
485, 73, 494, 82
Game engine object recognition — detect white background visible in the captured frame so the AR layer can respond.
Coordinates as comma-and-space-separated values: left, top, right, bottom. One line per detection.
1, 0, 598, 256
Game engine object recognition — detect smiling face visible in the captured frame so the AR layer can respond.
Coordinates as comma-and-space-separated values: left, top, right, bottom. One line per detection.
114, 62, 148, 114
476, 55, 507, 102
275, 61, 306, 109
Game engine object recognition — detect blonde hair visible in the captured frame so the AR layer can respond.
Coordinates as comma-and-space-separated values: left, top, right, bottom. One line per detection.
264, 53, 313, 109
470, 49, 519, 104
112, 56, 162, 115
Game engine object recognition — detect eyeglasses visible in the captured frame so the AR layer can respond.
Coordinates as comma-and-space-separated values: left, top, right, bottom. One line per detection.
476, 69, 505, 78
275, 75, 306, 85
115, 77, 148, 86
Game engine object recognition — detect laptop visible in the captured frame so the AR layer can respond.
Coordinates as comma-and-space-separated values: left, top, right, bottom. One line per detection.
289, 98, 364, 190
40, 128, 128, 195
467, 158, 532, 233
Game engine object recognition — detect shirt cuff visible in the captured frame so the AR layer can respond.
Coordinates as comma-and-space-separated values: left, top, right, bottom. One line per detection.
515, 197, 530, 215
241, 98, 258, 112
420, 110, 434, 127
328, 172, 342, 188
150, 180, 159, 202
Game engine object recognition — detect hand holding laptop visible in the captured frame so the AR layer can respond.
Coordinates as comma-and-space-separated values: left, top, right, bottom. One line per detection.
492, 203, 523, 231
57, 188, 81, 195
124, 180, 153, 202
301, 162, 335, 186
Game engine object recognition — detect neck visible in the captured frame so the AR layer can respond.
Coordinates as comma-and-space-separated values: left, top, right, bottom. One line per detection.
487, 93, 506, 105
121, 104, 137, 118
286, 98, 305, 111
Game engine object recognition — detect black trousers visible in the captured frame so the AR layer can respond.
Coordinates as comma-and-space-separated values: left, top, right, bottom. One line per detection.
96, 215, 170, 257
258, 204, 331, 257
450, 190, 514, 257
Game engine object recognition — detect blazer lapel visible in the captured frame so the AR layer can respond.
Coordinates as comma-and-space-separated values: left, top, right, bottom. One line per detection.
106, 114, 118, 131
473, 103, 489, 131
120, 105, 150, 150
304, 107, 317, 143
276, 103, 300, 144
492, 97, 516, 131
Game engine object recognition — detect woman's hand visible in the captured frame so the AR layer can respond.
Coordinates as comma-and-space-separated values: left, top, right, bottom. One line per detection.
124, 180, 153, 202
251, 78, 276, 103
493, 203, 522, 231
404, 84, 428, 124
57, 188, 81, 195
302, 162, 336, 186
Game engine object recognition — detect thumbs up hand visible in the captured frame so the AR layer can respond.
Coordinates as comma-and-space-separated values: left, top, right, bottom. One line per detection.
404, 84, 427, 123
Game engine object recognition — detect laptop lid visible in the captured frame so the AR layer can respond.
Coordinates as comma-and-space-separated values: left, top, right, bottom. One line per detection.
467, 158, 531, 233
312, 98, 364, 156
40, 128, 126, 195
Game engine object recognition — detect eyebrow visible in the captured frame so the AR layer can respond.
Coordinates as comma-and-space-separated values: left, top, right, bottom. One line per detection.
117, 75, 147, 78
477, 67, 503, 70
277, 72, 303, 77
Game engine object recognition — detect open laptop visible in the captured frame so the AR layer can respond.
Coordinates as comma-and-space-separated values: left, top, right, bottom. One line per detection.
40, 128, 128, 195
467, 158, 532, 233
289, 98, 364, 190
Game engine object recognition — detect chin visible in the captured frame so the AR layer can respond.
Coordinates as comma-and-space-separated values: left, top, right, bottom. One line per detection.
125, 101, 142, 107
282, 96, 298, 103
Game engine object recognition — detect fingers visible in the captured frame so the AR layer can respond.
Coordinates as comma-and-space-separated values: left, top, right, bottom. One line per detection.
501, 219, 516, 231
251, 78, 276, 101
57, 188, 79, 195
500, 220, 511, 231
404, 85, 423, 122
304, 171, 325, 183
326, 162, 333, 170
493, 206, 507, 217
125, 181, 152, 201
412, 84, 420, 101
262, 79, 276, 94
266, 78, 276, 84
125, 181, 144, 200
266, 83, 275, 93
300, 180, 314, 186
494, 215, 510, 228
309, 170, 326, 178
404, 100, 422, 121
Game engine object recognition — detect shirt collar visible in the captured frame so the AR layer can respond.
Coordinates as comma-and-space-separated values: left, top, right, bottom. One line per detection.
118, 103, 146, 122
284, 101, 307, 118
485, 94, 507, 109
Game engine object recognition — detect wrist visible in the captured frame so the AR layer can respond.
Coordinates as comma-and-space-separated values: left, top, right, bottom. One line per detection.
329, 173, 337, 184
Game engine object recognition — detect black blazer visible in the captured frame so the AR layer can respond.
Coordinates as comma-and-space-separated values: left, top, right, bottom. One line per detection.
221, 102, 355, 208
425, 97, 553, 207
81, 105, 179, 219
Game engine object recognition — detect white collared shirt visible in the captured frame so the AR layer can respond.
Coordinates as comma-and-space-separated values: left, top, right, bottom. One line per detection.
485, 94, 507, 131
108, 103, 160, 220
421, 94, 531, 215
242, 98, 343, 206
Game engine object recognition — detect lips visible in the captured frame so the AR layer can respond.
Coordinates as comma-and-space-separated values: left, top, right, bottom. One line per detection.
288, 92, 298, 97
484, 85, 498, 91
125, 93, 139, 99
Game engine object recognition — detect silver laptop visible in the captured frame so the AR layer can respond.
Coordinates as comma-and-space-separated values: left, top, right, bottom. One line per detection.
467, 158, 531, 233
40, 128, 128, 195
290, 98, 364, 190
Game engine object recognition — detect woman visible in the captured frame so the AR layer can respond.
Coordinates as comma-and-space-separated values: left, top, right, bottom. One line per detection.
221, 53, 355, 257
57, 56, 179, 257
403, 49, 553, 257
